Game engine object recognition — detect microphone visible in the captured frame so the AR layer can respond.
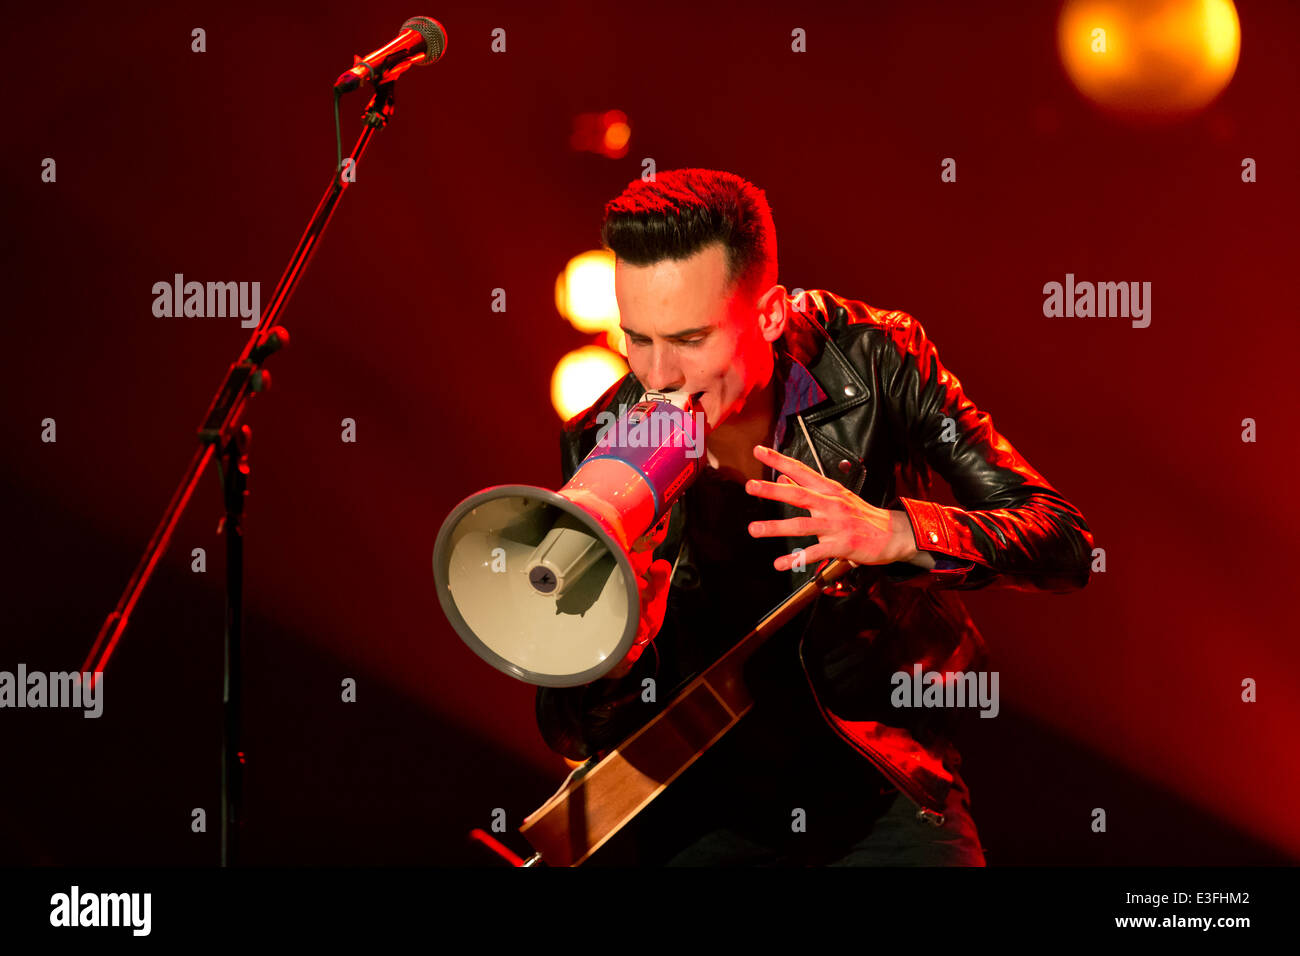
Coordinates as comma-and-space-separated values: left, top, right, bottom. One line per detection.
334, 16, 448, 93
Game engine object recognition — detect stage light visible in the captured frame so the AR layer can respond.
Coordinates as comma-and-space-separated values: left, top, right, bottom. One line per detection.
1057, 0, 1240, 121
551, 345, 628, 420
603, 115, 631, 153
569, 110, 632, 159
555, 250, 620, 335
605, 325, 627, 357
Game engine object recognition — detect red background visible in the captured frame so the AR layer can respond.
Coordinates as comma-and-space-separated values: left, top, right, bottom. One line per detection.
2, 0, 1296, 864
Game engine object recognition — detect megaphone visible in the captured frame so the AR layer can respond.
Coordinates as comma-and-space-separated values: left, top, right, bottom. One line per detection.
432, 390, 707, 687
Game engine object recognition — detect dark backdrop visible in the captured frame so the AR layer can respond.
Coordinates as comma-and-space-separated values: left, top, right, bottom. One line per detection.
2, 0, 1296, 865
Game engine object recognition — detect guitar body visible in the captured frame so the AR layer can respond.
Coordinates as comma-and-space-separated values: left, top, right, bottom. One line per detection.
519, 559, 855, 866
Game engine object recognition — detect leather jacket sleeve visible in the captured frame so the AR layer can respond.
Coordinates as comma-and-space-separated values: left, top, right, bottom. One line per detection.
874, 311, 1094, 593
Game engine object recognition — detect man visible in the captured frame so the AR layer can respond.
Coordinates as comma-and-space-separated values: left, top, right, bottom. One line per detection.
535, 168, 1093, 866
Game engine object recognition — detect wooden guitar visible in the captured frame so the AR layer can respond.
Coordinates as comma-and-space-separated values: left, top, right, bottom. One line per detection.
518, 557, 859, 866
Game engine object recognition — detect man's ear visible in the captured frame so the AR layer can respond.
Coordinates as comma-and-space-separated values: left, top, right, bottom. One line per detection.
755, 284, 789, 344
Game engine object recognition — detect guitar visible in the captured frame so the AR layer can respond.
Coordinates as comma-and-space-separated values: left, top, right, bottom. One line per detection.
518, 557, 859, 866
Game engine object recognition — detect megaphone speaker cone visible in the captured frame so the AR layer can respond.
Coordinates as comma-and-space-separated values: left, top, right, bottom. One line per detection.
432, 485, 640, 687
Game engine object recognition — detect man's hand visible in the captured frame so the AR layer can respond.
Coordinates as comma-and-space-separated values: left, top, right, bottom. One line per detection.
743, 444, 925, 571
603, 520, 672, 680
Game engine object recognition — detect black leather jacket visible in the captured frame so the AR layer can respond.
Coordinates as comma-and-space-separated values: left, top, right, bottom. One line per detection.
535, 289, 1094, 818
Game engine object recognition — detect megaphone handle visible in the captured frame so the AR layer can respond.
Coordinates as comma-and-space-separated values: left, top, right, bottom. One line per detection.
631, 510, 671, 552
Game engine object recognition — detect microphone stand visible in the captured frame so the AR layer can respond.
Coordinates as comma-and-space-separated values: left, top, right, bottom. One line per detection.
80, 81, 401, 867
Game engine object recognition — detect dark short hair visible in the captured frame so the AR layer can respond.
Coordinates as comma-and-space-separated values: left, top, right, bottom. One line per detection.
599, 168, 778, 305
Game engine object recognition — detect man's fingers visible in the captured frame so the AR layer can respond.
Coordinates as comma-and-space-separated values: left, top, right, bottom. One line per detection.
638, 558, 672, 599
642, 560, 672, 632
633, 558, 673, 645
753, 444, 843, 494
647, 558, 672, 590
749, 515, 821, 538
628, 546, 668, 583
744, 478, 817, 509
626, 552, 650, 584
776, 541, 832, 571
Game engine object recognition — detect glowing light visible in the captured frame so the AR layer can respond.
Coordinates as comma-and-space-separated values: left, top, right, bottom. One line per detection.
569, 110, 631, 158
555, 249, 620, 334
605, 325, 627, 356
1057, 0, 1240, 121
603, 122, 631, 151
551, 346, 628, 420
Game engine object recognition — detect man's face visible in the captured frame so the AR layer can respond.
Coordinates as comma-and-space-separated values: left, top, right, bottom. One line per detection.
614, 242, 779, 431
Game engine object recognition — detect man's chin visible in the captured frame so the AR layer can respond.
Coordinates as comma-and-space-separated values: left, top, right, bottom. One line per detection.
707, 399, 740, 430
688, 392, 718, 427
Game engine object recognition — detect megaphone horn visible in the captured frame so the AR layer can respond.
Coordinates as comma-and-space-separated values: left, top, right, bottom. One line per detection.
432, 391, 706, 687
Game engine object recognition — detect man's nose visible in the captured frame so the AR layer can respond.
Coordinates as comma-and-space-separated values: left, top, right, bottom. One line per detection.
645, 347, 684, 392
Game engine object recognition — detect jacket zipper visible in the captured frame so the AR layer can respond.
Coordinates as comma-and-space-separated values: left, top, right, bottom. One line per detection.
795, 632, 946, 824
791, 411, 948, 826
